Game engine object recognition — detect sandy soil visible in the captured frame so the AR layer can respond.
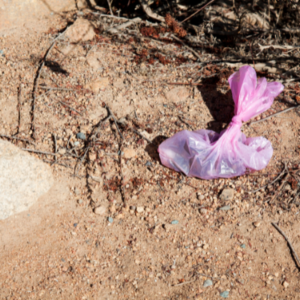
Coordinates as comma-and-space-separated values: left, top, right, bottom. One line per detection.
1, 10, 300, 300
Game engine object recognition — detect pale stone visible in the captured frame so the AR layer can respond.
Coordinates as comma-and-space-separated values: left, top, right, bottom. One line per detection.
136, 206, 144, 213
0, 0, 80, 34
65, 18, 95, 43
85, 78, 110, 93
0, 140, 53, 220
165, 87, 189, 103
86, 51, 104, 70
123, 148, 136, 159
220, 188, 234, 201
283, 281, 289, 288
253, 221, 261, 228
94, 206, 106, 215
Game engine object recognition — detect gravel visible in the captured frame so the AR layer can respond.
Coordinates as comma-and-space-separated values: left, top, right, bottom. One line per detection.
76, 132, 86, 140
220, 291, 230, 298
203, 279, 213, 287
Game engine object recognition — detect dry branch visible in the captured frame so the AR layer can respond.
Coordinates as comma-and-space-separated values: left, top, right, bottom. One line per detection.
139, 0, 165, 23
272, 222, 300, 270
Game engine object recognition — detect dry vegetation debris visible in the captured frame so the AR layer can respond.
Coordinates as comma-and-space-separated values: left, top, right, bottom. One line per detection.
1, 0, 300, 299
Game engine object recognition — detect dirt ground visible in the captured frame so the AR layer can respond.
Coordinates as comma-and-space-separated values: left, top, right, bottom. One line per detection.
1, 7, 300, 300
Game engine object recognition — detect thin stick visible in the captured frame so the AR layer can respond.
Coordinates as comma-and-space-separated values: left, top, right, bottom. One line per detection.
59, 100, 83, 116
178, 115, 193, 130
180, 0, 215, 24
270, 173, 289, 204
251, 106, 300, 124
31, 28, 67, 140
132, 129, 152, 143
171, 35, 202, 61
16, 83, 22, 135
0, 134, 36, 145
172, 279, 196, 287
22, 148, 57, 156
53, 134, 57, 162
272, 222, 300, 269
107, 0, 114, 16
139, 0, 165, 22
38, 86, 75, 91
93, 13, 129, 20
74, 146, 91, 177
168, 82, 201, 86
252, 164, 287, 193
104, 104, 124, 140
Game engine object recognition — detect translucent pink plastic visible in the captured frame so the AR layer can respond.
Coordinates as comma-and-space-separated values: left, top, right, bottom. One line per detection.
158, 66, 284, 179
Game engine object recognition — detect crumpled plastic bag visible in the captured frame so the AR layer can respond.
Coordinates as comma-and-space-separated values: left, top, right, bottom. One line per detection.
158, 66, 284, 179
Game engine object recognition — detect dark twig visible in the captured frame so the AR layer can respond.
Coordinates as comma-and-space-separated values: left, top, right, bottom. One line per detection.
168, 82, 201, 86
180, 0, 215, 24
251, 106, 300, 124
171, 35, 202, 61
272, 222, 300, 269
270, 172, 289, 204
74, 146, 91, 177
59, 100, 83, 116
104, 103, 124, 140
0, 134, 36, 146
22, 148, 57, 156
16, 83, 22, 135
252, 164, 287, 193
53, 134, 58, 163
178, 115, 194, 130
132, 129, 152, 144
31, 28, 68, 140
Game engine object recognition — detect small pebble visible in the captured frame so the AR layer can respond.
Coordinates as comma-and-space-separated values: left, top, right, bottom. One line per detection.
220, 291, 229, 298
94, 206, 106, 215
200, 208, 207, 214
219, 205, 231, 211
203, 279, 213, 287
74, 141, 80, 146
136, 207, 144, 213
123, 148, 136, 159
283, 281, 289, 288
240, 244, 246, 249
220, 189, 234, 201
202, 244, 209, 250
253, 221, 261, 228
108, 217, 114, 223
76, 132, 86, 140
171, 220, 179, 225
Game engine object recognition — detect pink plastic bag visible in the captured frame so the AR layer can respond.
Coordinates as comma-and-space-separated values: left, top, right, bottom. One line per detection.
158, 66, 284, 179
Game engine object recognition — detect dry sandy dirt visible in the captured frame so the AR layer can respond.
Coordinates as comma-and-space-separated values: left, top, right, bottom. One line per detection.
1, 6, 300, 300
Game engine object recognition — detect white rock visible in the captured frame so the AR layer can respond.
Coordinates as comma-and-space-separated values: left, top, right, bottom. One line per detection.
94, 206, 107, 215
65, 18, 95, 43
136, 206, 144, 213
0, 140, 53, 220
